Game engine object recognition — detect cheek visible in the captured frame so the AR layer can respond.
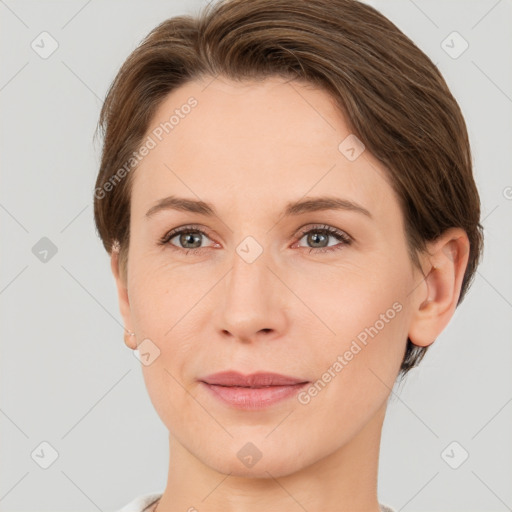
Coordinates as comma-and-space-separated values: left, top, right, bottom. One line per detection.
291, 278, 409, 450
128, 252, 197, 337
315, 294, 407, 390
301, 253, 412, 384
127, 258, 207, 424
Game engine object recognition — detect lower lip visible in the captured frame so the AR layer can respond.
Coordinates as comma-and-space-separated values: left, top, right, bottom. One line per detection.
201, 382, 309, 410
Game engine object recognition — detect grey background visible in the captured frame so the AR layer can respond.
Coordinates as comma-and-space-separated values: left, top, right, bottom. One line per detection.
1, 0, 511, 511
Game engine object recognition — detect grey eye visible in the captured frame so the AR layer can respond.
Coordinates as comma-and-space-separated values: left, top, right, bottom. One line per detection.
171, 231, 205, 249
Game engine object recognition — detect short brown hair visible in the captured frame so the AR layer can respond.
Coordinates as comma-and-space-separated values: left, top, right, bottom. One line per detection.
93, 0, 484, 378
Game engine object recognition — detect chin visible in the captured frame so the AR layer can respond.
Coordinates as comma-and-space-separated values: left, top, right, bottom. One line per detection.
204, 447, 306, 479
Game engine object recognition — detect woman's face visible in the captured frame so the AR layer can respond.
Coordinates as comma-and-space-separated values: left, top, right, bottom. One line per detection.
118, 75, 423, 477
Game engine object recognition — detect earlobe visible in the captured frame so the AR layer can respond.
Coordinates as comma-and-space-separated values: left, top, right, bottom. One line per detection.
110, 247, 136, 350
408, 228, 470, 348
123, 330, 137, 350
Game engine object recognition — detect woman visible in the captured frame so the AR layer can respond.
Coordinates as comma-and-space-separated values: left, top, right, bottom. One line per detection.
93, 0, 483, 510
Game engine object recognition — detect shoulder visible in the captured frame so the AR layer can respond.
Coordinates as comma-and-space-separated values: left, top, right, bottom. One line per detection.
115, 492, 163, 512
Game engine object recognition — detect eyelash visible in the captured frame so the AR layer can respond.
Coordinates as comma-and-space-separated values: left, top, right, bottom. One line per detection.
158, 223, 353, 255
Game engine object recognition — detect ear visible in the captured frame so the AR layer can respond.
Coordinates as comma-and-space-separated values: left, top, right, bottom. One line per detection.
408, 227, 470, 348
111, 247, 137, 350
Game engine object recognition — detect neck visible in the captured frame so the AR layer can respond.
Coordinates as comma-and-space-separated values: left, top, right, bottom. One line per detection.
155, 402, 387, 512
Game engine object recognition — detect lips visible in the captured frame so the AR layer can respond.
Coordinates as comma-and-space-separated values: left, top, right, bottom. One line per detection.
199, 371, 310, 410
200, 371, 308, 387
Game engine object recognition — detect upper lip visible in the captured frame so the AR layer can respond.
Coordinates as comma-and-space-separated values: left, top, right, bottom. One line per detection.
200, 371, 308, 387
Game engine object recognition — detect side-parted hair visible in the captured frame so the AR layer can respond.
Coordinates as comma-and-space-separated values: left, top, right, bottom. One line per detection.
93, 0, 483, 378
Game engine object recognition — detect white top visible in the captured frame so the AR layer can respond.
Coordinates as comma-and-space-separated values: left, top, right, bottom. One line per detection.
116, 492, 161, 512
116, 492, 397, 512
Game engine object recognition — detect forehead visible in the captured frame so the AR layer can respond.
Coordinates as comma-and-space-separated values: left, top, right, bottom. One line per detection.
131, 75, 396, 219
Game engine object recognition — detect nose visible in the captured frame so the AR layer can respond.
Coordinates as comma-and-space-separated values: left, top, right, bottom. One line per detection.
214, 244, 289, 344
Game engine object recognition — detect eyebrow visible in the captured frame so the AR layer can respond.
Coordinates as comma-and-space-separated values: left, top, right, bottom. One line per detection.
145, 195, 372, 219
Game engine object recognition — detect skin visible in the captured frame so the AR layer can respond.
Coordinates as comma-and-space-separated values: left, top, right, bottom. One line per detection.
111, 75, 470, 512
